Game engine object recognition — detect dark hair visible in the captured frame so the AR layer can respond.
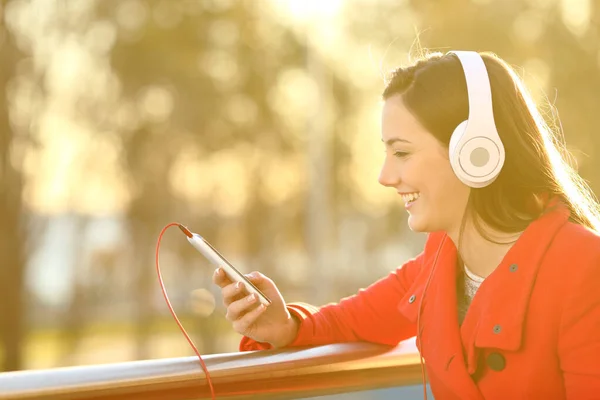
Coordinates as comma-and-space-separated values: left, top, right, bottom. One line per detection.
382, 50, 600, 240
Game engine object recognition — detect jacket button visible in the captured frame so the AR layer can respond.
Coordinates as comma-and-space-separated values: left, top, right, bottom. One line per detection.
409, 295, 416, 304
509, 263, 518, 272
493, 324, 502, 334
487, 352, 506, 371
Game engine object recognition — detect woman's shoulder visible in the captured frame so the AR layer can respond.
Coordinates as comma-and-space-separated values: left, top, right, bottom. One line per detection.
547, 221, 600, 283
554, 220, 600, 256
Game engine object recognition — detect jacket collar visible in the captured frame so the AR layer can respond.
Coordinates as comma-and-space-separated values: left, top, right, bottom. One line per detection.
460, 201, 570, 372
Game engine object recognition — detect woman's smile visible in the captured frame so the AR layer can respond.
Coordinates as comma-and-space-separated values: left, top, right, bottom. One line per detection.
399, 192, 420, 209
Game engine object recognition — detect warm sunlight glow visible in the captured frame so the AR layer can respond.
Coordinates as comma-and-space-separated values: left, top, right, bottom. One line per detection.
560, 0, 590, 36
269, 0, 343, 22
22, 111, 130, 215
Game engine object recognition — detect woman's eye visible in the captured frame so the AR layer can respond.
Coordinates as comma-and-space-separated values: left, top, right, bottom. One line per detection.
393, 151, 409, 158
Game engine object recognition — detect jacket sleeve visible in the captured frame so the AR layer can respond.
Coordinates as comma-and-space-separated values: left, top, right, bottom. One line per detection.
239, 252, 423, 351
559, 253, 600, 398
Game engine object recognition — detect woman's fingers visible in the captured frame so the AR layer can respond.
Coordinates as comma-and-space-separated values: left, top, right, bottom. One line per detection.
232, 303, 268, 335
212, 267, 233, 287
221, 281, 246, 307
225, 293, 261, 322
216, 268, 275, 337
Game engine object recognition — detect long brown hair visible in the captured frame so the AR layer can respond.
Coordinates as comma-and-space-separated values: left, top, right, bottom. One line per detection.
382, 50, 600, 239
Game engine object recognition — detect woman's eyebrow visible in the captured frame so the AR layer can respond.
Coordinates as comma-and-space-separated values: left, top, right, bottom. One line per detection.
382, 137, 412, 146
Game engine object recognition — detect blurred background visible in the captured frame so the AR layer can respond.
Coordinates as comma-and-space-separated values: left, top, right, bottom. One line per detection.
1, 0, 599, 374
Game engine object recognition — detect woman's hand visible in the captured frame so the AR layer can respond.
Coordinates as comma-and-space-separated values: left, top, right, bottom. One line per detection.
212, 268, 298, 348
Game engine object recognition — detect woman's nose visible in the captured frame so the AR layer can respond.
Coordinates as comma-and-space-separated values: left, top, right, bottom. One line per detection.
378, 158, 400, 188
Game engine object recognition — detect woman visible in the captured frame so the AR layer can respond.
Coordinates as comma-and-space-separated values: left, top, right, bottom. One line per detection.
213, 50, 600, 399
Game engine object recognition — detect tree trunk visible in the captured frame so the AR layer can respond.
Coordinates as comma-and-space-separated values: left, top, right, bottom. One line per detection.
0, 0, 25, 372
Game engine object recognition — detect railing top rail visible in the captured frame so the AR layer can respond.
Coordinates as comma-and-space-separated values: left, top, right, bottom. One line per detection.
0, 338, 421, 400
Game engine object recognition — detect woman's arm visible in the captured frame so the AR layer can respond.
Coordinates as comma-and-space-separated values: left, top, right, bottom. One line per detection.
240, 253, 423, 351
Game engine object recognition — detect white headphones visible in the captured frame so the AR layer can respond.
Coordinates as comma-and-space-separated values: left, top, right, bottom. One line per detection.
447, 51, 505, 188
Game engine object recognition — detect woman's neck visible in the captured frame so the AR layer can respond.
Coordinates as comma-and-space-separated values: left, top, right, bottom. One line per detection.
448, 218, 523, 279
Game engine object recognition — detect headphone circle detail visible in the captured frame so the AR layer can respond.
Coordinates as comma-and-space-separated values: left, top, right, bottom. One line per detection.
458, 136, 502, 179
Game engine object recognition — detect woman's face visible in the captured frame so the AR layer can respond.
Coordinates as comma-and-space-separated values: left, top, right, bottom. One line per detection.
379, 95, 470, 234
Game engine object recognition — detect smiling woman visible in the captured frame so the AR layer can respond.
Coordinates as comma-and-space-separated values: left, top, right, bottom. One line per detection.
212, 49, 600, 400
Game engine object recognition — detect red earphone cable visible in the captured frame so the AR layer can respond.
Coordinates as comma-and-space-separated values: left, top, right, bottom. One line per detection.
155, 222, 216, 399
416, 234, 447, 400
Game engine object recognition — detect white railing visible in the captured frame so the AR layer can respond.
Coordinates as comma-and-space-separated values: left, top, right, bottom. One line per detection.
0, 338, 422, 399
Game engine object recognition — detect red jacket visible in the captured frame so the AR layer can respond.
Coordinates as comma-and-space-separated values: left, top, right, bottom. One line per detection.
240, 204, 600, 399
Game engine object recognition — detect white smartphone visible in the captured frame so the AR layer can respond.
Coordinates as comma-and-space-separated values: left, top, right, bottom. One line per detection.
187, 233, 272, 306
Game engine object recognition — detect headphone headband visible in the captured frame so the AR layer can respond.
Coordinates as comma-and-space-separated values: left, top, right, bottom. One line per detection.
451, 52, 498, 127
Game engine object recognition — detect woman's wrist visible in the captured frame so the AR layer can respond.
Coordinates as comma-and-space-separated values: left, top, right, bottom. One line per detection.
273, 314, 300, 348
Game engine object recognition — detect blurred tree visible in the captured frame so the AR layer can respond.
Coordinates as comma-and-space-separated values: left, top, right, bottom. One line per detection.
87, 0, 357, 356
0, 0, 25, 372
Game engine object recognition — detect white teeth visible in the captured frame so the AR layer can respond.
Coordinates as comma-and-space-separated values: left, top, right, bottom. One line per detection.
401, 192, 420, 204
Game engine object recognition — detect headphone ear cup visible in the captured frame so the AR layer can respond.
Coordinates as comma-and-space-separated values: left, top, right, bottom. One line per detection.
449, 120, 468, 180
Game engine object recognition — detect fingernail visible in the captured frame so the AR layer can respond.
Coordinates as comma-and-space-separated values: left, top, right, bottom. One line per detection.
247, 294, 256, 302
215, 268, 221, 276
236, 282, 243, 290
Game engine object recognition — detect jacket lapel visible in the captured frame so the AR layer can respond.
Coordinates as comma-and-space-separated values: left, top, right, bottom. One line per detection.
460, 203, 571, 374
399, 233, 485, 399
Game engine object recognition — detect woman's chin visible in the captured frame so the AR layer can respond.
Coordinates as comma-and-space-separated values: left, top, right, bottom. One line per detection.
407, 212, 438, 233
407, 215, 426, 232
